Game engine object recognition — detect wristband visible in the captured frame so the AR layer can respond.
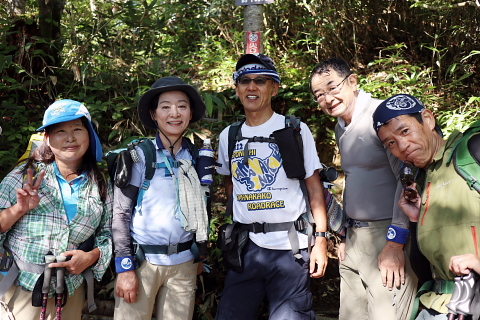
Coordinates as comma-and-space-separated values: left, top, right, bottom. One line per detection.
386, 225, 409, 244
115, 256, 135, 273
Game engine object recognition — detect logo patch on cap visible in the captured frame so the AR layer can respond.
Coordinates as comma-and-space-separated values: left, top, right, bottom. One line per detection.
386, 95, 418, 111
50, 105, 66, 116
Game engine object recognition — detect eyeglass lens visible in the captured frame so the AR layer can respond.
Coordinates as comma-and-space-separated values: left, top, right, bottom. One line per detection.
238, 77, 271, 85
313, 74, 350, 102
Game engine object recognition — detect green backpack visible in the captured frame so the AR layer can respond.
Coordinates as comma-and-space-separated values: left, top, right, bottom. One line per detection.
448, 119, 480, 193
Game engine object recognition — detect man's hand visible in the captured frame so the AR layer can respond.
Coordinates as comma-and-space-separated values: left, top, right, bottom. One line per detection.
116, 270, 139, 303
398, 183, 421, 222
378, 241, 406, 290
310, 237, 328, 278
449, 253, 480, 276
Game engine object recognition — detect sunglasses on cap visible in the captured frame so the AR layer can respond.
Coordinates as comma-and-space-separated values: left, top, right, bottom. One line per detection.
237, 76, 273, 86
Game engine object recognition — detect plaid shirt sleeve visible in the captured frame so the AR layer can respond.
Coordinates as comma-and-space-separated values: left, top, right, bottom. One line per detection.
91, 180, 113, 281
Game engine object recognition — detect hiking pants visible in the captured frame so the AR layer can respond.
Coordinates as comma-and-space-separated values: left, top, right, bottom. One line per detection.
339, 219, 417, 320
113, 259, 197, 320
1, 283, 84, 320
216, 239, 315, 320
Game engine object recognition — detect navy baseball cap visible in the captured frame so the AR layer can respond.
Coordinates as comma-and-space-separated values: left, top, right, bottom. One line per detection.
233, 53, 281, 84
37, 99, 104, 162
373, 94, 427, 134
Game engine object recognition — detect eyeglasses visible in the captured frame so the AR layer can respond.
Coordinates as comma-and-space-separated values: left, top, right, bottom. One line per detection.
400, 161, 419, 201
237, 76, 273, 86
313, 74, 351, 103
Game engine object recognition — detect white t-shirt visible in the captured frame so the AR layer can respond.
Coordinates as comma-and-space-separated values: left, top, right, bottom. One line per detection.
129, 139, 195, 266
217, 113, 321, 250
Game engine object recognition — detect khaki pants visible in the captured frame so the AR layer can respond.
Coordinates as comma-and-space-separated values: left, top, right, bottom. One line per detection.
1, 283, 84, 320
339, 219, 417, 320
114, 259, 197, 320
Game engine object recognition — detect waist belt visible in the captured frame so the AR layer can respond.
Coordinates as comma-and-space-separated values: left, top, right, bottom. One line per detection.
238, 215, 311, 260
0, 254, 96, 312
346, 218, 370, 228
136, 240, 194, 265
239, 219, 308, 234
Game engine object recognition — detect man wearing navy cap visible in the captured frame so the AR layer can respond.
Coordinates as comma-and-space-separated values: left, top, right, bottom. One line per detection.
215, 53, 328, 319
310, 58, 417, 320
373, 94, 480, 319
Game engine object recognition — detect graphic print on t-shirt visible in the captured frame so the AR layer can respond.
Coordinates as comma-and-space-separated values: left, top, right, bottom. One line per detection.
231, 142, 282, 192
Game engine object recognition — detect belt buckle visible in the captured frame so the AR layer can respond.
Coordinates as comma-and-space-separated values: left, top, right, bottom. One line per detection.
252, 222, 265, 233
168, 243, 178, 255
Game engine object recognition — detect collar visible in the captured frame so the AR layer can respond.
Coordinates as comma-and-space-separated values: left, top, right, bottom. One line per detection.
53, 161, 87, 183
338, 89, 371, 130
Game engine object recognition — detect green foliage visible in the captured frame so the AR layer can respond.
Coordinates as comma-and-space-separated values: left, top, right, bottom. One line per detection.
1, 0, 480, 317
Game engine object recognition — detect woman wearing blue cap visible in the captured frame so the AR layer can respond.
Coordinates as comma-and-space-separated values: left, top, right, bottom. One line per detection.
0, 99, 112, 319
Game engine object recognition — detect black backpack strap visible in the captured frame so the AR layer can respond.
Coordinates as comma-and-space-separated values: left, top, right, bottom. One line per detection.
136, 138, 157, 181
228, 118, 247, 170
183, 137, 199, 163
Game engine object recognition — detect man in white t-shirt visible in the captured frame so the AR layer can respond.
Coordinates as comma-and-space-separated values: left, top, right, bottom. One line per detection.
215, 53, 328, 320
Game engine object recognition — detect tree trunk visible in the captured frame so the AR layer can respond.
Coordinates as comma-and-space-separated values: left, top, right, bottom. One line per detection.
38, 0, 66, 68
7, 0, 27, 16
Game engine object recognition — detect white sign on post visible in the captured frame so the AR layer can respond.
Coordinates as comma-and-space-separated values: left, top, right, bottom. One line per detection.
235, 0, 273, 5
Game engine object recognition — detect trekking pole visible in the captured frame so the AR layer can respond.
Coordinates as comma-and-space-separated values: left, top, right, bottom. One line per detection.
40, 255, 56, 320
55, 256, 67, 320
446, 275, 464, 320
455, 271, 478, 320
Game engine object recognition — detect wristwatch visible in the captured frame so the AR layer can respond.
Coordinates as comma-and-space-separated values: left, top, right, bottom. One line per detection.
314, 231, 331, 238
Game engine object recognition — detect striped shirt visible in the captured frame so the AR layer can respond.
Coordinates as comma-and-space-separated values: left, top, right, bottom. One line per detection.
0, 162, 113, 297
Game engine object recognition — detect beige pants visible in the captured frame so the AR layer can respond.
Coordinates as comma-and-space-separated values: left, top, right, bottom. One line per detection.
339, 219, 417, 320
1, 283, 85, 320
114, 259, 197, 320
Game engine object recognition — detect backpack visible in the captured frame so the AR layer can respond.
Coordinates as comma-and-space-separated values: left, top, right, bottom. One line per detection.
105, 137, 200, 212
226, 115, 345, 234
449, 119, 480, 193
17, 133, 44, 165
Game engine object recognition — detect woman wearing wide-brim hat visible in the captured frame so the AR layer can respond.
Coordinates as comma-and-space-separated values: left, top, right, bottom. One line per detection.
112, 76, 209, 320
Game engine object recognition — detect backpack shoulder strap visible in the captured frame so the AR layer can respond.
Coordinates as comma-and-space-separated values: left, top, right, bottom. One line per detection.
134, 138, 157, 213
136, 138, 157, 181
183, 137, 199, 163
227, 118, 247, 168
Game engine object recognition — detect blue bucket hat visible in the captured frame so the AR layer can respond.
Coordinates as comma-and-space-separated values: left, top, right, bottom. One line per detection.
37, 99, 104, 162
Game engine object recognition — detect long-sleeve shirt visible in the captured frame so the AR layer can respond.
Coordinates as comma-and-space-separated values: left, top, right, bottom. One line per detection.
0, 162, 113, 297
